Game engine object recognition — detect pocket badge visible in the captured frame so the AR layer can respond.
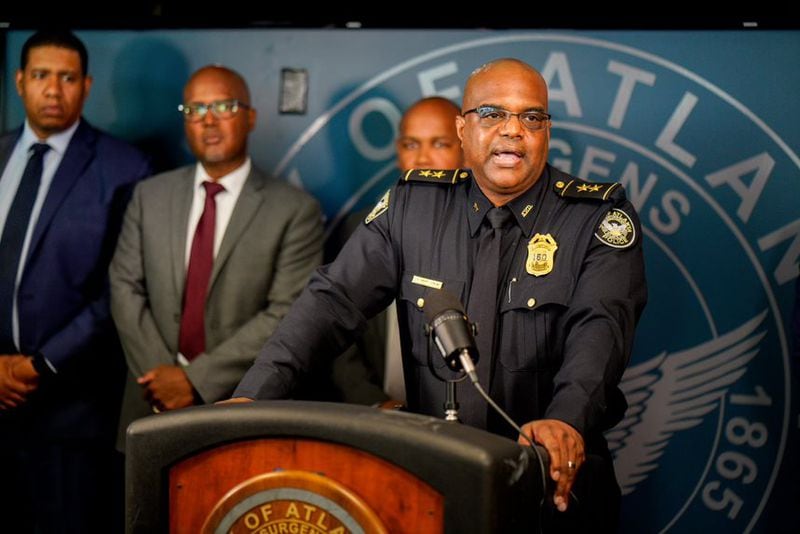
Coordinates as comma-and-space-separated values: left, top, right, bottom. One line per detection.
526, 233, 558, 277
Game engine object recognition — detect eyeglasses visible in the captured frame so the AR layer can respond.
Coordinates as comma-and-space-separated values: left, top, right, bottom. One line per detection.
178, 99, 250, 122
462, 106, 551, 131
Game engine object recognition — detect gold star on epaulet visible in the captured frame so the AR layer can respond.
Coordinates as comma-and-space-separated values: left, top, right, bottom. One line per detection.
554, 178, 621, 201
401, 168, 472, 185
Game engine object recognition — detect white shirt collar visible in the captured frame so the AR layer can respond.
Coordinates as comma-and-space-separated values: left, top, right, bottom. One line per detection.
193, 157, 251, 197
22, 118, 80, 156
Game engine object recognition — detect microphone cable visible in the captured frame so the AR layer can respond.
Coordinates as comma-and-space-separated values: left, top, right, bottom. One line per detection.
458, 351, 549, 516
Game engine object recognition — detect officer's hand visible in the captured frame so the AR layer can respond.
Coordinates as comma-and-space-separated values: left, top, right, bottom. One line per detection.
376, 399, 405, 410
138, 365, 196, 411
518, 418, 585, 512
216, 397, 254, 405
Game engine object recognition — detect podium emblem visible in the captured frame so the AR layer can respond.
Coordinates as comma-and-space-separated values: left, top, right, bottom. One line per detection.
202, 470, 387, 534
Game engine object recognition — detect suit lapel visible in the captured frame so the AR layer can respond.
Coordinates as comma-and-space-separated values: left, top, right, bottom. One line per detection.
170, 167, 195, 299
27, 121, 95, 261
0, 128, 22, 171
208, 168, 267, 289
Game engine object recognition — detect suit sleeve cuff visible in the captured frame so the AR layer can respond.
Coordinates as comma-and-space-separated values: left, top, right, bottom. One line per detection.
32, 351, 57, 376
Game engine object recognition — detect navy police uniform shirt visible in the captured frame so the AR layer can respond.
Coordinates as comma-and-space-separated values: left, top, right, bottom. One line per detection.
235, 164, 647, 448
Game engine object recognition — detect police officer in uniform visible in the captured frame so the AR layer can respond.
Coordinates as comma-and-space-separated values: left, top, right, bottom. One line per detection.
232, 58, 647, 530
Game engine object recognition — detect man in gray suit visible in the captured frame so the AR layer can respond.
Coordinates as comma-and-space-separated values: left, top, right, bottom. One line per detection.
110, 65, 323, 444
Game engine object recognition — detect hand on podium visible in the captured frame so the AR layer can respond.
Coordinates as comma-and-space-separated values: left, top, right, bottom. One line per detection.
376, 399, 405, 410
216, 397, 255, 405
518, 419, 584, 513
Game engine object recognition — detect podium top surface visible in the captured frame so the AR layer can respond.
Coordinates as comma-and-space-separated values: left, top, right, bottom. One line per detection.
128, 400, 534, 472
126, 401, 547, 534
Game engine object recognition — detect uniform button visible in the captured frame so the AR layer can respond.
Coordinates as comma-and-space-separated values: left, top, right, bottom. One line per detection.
555, 181, 565, 189
527, 298, 536, 308
417, 298, 425, 309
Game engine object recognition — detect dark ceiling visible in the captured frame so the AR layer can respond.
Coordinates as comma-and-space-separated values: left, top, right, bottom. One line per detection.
1, 6, 796, 30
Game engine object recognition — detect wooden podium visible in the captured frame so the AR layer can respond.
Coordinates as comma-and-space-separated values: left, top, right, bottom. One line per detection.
126, 401, 546, 533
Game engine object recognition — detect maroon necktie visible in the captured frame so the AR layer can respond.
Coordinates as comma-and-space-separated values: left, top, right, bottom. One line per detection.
178, 181, 225, 361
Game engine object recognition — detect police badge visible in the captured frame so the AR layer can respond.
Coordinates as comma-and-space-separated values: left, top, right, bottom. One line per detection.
526, 233, 558, 276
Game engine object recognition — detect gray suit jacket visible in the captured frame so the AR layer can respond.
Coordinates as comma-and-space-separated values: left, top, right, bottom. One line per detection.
110, 164, 323, 444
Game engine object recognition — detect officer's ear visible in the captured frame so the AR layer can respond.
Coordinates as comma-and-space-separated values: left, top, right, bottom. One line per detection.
455, 115, 465, 144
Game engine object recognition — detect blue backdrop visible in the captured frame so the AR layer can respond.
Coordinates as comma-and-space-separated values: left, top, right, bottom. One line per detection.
4, 28, 799, 533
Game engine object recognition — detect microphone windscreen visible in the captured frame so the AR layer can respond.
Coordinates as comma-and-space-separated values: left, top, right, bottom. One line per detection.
423, 288, 465, 323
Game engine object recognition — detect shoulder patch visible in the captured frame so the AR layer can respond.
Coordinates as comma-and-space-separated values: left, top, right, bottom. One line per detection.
555, 178, 621, 201
595, 208, 636, 248
364, 189, 390, 225
402, 168, 471, 185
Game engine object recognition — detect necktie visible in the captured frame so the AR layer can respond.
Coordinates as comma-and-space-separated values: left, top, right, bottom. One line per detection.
0, 143, 50, 352
178, 181, 225, 361
461, 206, 513, 426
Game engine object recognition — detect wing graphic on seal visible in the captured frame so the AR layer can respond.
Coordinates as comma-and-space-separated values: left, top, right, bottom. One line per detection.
606, 311, 767, 495
602, 219, 623, 234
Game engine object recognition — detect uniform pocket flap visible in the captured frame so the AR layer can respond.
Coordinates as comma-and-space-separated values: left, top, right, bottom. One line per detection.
499, 274, 574, 313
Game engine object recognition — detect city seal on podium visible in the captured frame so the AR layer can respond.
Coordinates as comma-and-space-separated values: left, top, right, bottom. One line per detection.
202, 470, 387, 534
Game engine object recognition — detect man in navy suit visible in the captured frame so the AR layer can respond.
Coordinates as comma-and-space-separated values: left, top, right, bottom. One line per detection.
0, 30, 151, 533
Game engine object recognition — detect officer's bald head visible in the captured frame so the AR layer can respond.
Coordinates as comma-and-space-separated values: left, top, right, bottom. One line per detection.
462, 58, 548, 112
456, 58, 551, 207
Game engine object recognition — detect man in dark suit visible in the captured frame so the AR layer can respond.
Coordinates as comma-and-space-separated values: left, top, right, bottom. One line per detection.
110, 66, 323, 441
0, 30, 151, 533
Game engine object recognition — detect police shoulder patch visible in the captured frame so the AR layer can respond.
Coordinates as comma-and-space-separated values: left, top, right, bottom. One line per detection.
555, 178, 621, 201
402, 168, 472, 185
364, 189, 390, 225
595, 208, 636, 248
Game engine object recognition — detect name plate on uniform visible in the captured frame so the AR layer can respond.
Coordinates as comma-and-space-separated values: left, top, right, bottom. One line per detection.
411, 275, 443, 290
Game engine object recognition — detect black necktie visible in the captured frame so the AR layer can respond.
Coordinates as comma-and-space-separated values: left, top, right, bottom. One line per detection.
461, 206, 513, 426
0, 143, 51, 352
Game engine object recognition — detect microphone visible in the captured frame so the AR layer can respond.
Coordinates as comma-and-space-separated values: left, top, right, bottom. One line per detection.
424, 292, 549, 501
423, 289, 478, 379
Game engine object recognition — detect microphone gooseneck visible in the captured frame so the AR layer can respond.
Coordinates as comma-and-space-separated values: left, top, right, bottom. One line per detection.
423, 289, 549, 504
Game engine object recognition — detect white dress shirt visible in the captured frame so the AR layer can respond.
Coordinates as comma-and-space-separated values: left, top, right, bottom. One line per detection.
184, 158, 251, 266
